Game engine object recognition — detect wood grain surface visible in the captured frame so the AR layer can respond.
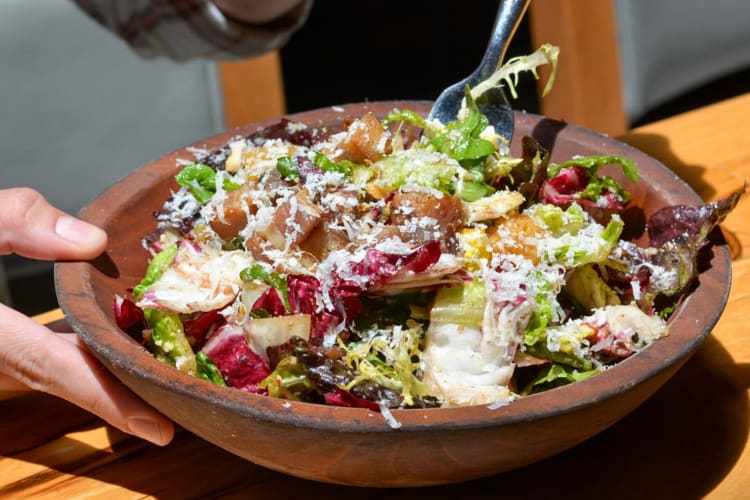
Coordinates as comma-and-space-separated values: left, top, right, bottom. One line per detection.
2, 93, 748, 499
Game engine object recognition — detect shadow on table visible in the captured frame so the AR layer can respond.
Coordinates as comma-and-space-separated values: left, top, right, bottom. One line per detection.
618, 131, 716, 201
0, 126, 741, 498
1, 334, 745, 499
284, 335, 747, 500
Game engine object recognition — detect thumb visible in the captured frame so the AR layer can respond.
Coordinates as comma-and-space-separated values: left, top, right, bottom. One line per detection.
0, 188, 107, 260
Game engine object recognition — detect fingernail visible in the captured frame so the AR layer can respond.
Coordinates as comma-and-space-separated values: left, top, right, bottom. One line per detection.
127, 417, 168, 446
55, 216, 106, 244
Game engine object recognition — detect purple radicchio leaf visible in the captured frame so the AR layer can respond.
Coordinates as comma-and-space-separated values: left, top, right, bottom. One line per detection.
201, 324, 270, 394
605, 186, 744, 308
647, 187, 743, 247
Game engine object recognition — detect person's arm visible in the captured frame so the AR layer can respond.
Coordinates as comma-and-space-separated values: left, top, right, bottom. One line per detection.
0, 188, 173, 446
213, 0, 308, 24
71, 0, 312, 61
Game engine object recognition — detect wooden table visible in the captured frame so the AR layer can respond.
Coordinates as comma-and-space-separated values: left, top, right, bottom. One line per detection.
2, 94, 749, 499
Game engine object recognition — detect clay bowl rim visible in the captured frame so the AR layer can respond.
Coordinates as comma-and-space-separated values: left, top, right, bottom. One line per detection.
55, 100, 732, 434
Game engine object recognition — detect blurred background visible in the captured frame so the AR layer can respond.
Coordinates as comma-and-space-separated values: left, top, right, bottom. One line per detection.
1, 0, 749, 316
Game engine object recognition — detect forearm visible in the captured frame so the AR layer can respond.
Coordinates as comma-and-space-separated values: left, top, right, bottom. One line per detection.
213, 0, 308, 24
71, 0, 312, 61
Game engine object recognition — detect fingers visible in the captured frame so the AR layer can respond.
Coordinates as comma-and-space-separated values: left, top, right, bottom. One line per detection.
0, 303, 174, 445
0, 188, 107, 261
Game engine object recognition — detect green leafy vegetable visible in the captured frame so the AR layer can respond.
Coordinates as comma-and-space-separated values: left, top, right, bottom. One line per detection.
540, 214, 624, 268
430, 280, 485, 327
132, 244, 178, 300
521, 272, 559, 350
277, 153, 359, 180
276, 156, 298, 179
563, 264, 621, 312
430, 88, 495, 165
175, 163, 240, 204
527, 203, 587, 236
371, 149, 461, 196
549, 155, 640, 202
382, 109, 429, 130
196, 352, 227, 386
469, 43, 560, 102
313, 152, 356, 175
143, 308, 196, 375
240, 264, 290, 313
260, 355, 316, 400
342, 323, 429, 407
521, 363, 599, 395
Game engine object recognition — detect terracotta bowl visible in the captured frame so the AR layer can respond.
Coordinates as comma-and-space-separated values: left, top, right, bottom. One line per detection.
55, 101, 731, 487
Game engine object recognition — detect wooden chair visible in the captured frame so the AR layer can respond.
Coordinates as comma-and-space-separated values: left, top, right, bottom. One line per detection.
527, 0, 750, 136
528, 0, 627, 136
217, 51, 287, 129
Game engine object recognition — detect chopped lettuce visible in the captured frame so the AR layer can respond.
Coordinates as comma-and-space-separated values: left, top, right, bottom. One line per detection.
276, 153, 359, 180
371, 148, 462, 196
342, 323, 430, 407
521, 275, 556, 348
548, 155, 639, 203
429, 90, 496, 165
384, 90, 496, 201
521, 362, 599, 395
175, 163, 240, 204
526, 201, 625, 268
240, 264, 290, 313
260, 355, 317, 401
468, 43, 560, 103
132, 244, 178, 300
195, 351, 227, 386
276, 156, 298, 179
430, 279, 486, 327
526, 203, 587, 236
564, 264, 621, 312
143, 308, 197, 375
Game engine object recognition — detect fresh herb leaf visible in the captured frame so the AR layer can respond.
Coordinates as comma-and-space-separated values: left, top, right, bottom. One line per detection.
276, 156, 299, 179
175, 163, 240, 204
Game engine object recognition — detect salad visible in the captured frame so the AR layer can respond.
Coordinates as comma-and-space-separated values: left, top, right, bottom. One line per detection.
114, 46, 741, 423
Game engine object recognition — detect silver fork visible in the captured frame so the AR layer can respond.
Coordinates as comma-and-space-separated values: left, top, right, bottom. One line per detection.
427, 0, 531, 142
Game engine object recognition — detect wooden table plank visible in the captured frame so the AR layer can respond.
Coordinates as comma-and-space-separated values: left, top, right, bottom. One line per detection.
2, 93, 749, 498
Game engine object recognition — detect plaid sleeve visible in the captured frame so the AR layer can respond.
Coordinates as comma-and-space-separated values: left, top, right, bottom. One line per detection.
71, 0, 312, 61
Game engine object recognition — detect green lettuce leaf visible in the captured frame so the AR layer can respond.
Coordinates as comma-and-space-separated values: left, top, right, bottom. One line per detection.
549, 155, 639, 202
196, 351, 227, 386
521, 362, 599, 395
240, 264, 290, 313
143, 308, 196, 375
132, 244, 178, 300
175, 163, 240, 204
430, 279, 486, 327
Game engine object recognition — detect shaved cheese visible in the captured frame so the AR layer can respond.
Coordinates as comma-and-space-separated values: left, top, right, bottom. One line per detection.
137, 244, 253, 314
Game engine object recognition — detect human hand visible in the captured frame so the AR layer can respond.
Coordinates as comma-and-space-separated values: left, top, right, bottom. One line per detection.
0, 188, 174, 446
